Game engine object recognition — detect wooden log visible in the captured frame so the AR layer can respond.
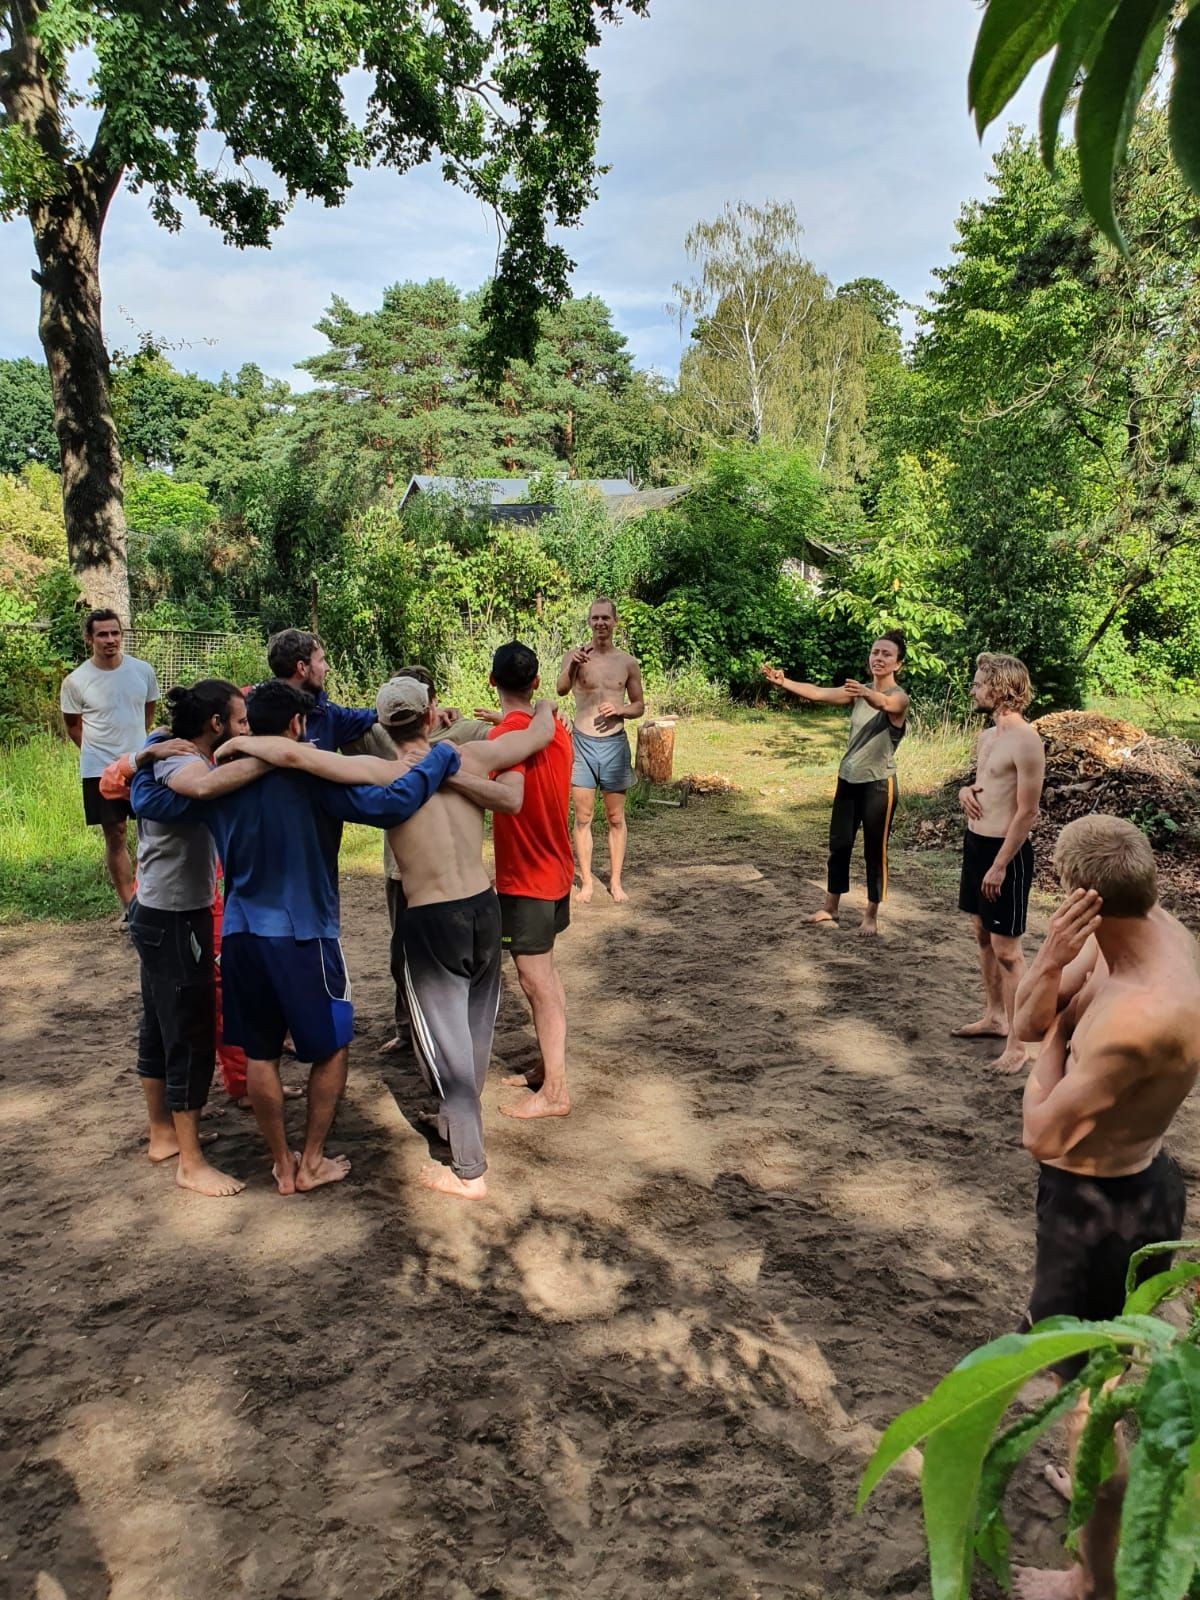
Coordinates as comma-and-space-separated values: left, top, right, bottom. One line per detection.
636, 719, 676, 783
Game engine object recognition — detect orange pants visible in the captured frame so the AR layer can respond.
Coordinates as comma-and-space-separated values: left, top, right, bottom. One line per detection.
212, 873, 248, 1100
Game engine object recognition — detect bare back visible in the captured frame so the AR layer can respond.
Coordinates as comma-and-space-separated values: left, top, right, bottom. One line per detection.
1042, 909, 1200, 1176
568, 647, 638, 737
971, 719, 1044, 837
380, 744, 491, 907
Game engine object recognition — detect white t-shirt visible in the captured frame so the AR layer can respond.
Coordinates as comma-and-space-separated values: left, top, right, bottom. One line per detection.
60, 655, 160, 779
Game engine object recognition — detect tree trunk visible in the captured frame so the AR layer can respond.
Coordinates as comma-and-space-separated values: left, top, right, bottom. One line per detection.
635, 719, 676, 783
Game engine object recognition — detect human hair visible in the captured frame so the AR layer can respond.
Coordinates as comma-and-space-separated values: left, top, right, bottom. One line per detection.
165, 679, 241, 739
84, 608, 121, 639
876, 630, 907, 662
267, 628, 319, 680
383, 711, 428, 745
1054, 815, 1158, 917
589, 595, 617, 619
491, 641, 539, 691
975, 652, 1033, 714
395, 664, 435, 694
246, 678, 314, 735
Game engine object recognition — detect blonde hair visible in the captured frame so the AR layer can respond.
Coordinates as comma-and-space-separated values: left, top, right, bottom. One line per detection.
975, 652, 1033, 714
1054, 815, 1157, 917
589, 595, 617, 619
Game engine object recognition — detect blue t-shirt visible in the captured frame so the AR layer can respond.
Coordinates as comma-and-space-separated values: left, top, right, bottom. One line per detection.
131, 743, 458, 940
304, 690, 377, 752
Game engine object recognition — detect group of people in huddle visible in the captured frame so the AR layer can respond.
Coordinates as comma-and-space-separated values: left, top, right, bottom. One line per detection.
764, 633, 1199, 1600
60, 599, 644, 1203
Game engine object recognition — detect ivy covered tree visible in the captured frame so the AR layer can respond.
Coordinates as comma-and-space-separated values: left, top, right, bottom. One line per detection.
0, 0, 649, 619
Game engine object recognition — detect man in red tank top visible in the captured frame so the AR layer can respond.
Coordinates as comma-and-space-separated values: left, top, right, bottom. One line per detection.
487, 642, 573, 1120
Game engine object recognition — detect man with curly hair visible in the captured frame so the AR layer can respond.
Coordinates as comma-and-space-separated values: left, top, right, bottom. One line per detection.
953, 652, 1046, 1072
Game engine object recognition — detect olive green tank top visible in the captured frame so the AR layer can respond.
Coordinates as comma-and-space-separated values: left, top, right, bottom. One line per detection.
838, 689, 906, 784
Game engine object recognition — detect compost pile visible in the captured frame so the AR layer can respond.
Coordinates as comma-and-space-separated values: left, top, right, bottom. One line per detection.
907, 711, 1200, 924
680, 772, 740, 796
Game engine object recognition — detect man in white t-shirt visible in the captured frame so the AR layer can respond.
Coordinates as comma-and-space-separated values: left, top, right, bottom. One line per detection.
60, 609, 159, 913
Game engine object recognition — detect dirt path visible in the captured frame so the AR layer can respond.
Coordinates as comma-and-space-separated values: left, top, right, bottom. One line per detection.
2, 796, 1196, 1600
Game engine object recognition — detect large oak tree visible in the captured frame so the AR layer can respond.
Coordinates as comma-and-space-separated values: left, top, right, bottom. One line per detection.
0, 0, 647, 618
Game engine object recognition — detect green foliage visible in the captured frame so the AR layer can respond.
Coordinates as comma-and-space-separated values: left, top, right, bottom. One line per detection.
0, 358, 57, 472
0, 734, 116, 922
0, 623, 71, 744
110, 344, 217, 469
859, 1244, 1200, 1600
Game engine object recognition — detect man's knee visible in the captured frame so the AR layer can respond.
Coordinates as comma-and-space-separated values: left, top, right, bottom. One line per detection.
991, 934, 1024, 971
101, 820, 128, 851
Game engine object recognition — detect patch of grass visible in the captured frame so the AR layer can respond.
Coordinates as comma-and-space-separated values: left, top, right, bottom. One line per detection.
0, 734, 117, 922
1087, 693, 1200, 744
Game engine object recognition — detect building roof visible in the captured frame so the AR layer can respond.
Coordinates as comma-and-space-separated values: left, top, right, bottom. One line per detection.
401, 474, 639, 507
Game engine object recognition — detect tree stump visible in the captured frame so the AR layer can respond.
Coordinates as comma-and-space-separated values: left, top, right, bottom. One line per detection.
636, 719, 676, 783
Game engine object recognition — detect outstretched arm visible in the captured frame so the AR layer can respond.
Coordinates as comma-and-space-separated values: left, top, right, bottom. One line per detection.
475, 701, 555, 770
314, 744, 460, 828
761, 665, 853, 706
166, 757, 271, 800
216, 734, 400, 786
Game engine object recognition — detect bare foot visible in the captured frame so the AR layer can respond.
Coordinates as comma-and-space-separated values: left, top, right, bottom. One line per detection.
176, 1160, 245, 1197
281, 1083, 305, 1100
805, 910, 838, 926
951, 1017, 1008, 1039
418, 1163, 487, 1201
577, 880, 595, 904
500, 1091, 571, 1120
610, 882, 629, 904
1044, 1462, 1072, 1501
235, 1095, 253, 1111
994, 1041, 1029, 1074
501, 1070, 544, 1089
379, 1033, 408, 1053
295, 1153, 352, 1191
857, 917, 878, 937
147, 1129, 219, 1162
1013, 1567, 1084, 1599
272, 1150, 300, 1196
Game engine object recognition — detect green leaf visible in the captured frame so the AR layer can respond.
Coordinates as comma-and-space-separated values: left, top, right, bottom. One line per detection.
1170, 6, 1200, 201
1068, 1379, 1144, 1546
975, 1362, 1107, 1587
1075, 0, 1172, 251
970, 0, 1078, 134
1124, 1264, 1200, 1318
1126, 1239, 1198, 1298
1114, 1344, 1200, 1598
1040, 0, 1123, 167
857, 1329, 1120, 1511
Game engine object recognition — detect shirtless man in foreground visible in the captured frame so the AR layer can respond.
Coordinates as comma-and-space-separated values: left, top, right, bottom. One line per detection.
953, 652, 1046, 1071
557, 596, 644, 903
221, 680, 557, 1201
1009, 814, 1198, 1600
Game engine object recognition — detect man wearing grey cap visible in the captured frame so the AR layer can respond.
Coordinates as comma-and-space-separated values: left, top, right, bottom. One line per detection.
220, 676, 558, 1200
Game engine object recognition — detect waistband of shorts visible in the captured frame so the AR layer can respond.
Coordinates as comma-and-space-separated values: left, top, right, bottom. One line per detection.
130, 899, 212, 924
1037, 1149, 1172, 1195
571, 726, 628, 745
404, 887, 498, 919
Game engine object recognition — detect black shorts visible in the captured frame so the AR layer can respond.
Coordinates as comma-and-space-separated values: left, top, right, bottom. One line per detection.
1024, 1152, 1187, 1379
498, 893, 570, 957
82, 777, 131, 827
221, 933, 353, 1064
958, 829, 1034, 937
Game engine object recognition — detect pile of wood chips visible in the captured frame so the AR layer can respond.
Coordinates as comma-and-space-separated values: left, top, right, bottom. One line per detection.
680, 772, 740, 796
907, 711, 1200, 925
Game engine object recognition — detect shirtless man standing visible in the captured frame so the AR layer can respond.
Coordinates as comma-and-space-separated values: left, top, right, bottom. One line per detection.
222, 679, 557, 1201
1009, 814, 1198, 1600
557, 596, 645, 903
953, 652, 1046, 1071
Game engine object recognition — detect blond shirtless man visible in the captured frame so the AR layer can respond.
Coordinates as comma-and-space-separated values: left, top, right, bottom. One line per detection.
953, 653, 1046, 1071
1009, 815, 1197, 1600
220, 679, 556, 1201
557, 596, 645, 903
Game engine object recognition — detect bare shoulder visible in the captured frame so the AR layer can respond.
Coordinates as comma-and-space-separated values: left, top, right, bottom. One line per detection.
618, 649, 640, 673
457, 743, 494, 771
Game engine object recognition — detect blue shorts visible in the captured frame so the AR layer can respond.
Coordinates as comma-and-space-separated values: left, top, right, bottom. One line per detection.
571, 728, 635, 793
221, 933, 353, 1063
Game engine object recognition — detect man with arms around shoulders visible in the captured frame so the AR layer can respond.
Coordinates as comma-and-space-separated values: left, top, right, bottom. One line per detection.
1008, 815, 1199, 1600
953, 652, 1046, 1071
133, 678, 476, 1195
761, 631, 908, 936
557, 596, 644, 904
219, 678, 558, 1200
60, 609, 159, 916
487, 642, 574, 1121
267, 627, 378, 751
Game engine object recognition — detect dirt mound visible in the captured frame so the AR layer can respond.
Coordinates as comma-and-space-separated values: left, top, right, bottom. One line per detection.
1035, 710, 1148, 774
681, 772, 740, 796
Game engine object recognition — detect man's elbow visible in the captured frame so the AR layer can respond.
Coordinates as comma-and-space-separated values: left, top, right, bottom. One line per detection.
493, 790, 523, 815
1022, 1122, 1065, 1162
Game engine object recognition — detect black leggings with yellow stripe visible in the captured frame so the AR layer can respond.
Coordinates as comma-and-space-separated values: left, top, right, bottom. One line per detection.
826, 776, 897, 905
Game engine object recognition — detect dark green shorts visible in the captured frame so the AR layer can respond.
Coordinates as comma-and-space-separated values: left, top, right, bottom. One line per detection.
498, 893, 570, 957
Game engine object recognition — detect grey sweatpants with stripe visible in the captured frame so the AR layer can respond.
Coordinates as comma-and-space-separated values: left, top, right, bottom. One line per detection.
403, 889, 502, 1180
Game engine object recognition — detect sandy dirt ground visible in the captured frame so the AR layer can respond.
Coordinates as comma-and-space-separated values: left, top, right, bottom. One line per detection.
2, 797, 1196, 1600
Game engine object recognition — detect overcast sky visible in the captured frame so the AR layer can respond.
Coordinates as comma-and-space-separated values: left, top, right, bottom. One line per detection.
0, 0, 1045, 387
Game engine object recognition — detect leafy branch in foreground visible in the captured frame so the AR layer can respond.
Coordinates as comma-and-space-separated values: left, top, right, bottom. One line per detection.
967, 0, 1199, 253
858, 1241, 1200, 1600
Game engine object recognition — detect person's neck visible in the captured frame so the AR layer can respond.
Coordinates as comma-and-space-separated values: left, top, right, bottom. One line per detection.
872, 670, 896, 691
591, 637, 614, 655
195, 731, 221, 759
991, 707, 1026, 730
92, 651, 123, 671
497, 689, 534, 715
397, 734, 430, 758
1095, 912, 1159, 975
289, 673, 320, 697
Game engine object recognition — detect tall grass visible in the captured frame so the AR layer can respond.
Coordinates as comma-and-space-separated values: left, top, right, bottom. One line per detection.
0, 734, 116, 921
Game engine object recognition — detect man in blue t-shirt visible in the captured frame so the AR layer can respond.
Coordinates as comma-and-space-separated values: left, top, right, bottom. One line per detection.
132, 678, 500, 1196
266, 627, 377, 752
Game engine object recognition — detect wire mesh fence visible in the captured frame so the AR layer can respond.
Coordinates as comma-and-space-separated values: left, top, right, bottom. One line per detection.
0, 622, 265, 691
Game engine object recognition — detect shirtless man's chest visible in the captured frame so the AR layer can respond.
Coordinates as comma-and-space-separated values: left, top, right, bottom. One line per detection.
573, 652, 633, 735
972, 726, 1024, 835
